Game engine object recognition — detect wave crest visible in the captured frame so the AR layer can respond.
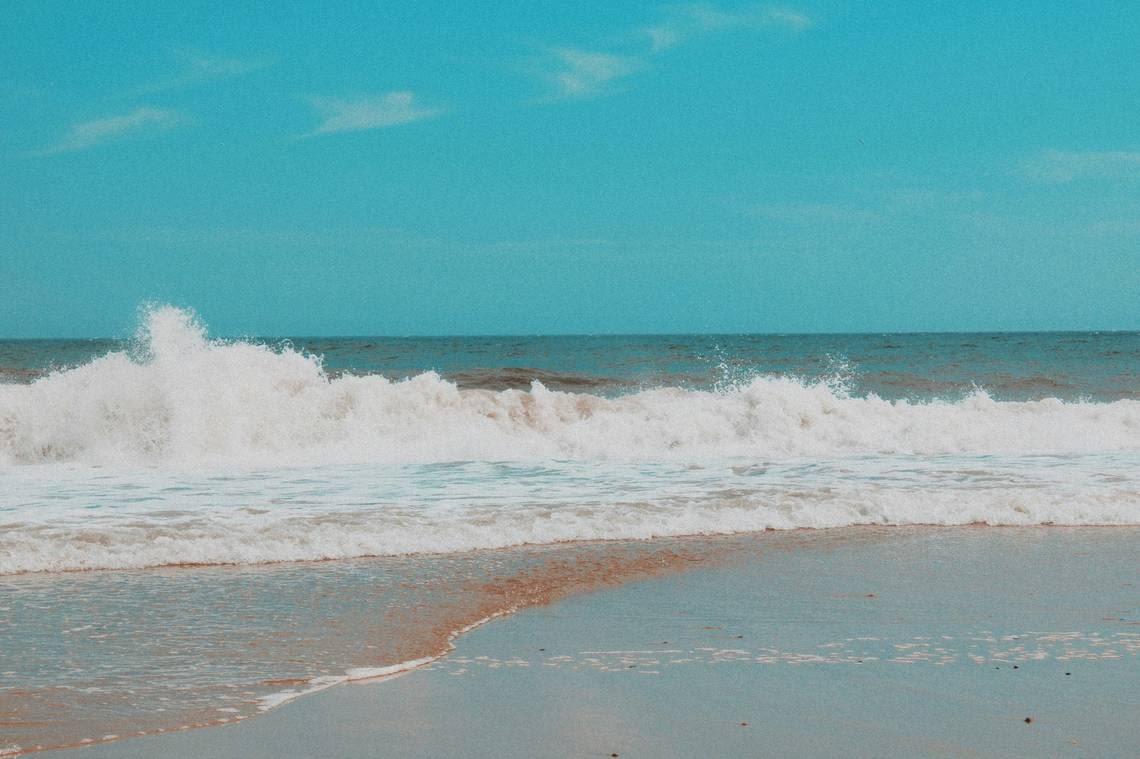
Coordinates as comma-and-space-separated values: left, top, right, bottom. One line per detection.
2, 307, 1139, 467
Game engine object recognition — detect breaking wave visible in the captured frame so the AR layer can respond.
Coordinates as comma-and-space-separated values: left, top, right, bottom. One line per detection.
1, 306, 1138, 574
1, 307, 1138, 467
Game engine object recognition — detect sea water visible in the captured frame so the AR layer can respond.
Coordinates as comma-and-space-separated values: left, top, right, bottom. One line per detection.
1, 306, 1138, 753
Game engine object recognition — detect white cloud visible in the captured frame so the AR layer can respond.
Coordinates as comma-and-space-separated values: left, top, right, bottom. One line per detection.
180, 51, 268, 79
546, 48, 645, 99
303, 92, 445, 136
534, 5, 811, 100
1018, 149, 1140, 183
132, 50, 271, 95
764, 7, 814, 30
41, 107, 182, 155
644, 4, 813, 52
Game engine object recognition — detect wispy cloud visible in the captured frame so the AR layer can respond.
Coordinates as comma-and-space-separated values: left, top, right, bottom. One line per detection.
132, 50, 271, 95
40, 107, 183, 155
644, 4, 813, 52
302, 92, 446, 137
1018, 149, 1140, 183
535, 4, 811, 100
544, 47, 645, 99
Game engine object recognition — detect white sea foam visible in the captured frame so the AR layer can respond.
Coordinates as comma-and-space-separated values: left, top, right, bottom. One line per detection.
1, 306, 1138, 574
2, 454, 1139, 574
1, 307, 1138, 467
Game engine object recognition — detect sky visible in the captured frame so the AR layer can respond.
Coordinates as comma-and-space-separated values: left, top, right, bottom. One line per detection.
2, 1, 1139, 337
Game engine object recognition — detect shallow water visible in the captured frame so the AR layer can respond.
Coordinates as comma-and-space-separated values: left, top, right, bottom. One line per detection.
30, 527, 1140, 759
0, 538, 707, 754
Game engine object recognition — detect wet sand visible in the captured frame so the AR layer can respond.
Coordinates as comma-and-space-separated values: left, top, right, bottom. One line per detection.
1, 539, 719, 755
35, 527, 1140, 758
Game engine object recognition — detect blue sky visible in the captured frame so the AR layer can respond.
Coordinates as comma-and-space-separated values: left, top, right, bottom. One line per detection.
2, 1, 1138, 336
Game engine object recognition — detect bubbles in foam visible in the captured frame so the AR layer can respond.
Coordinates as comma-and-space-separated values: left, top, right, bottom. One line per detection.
2, 455, 1139, 573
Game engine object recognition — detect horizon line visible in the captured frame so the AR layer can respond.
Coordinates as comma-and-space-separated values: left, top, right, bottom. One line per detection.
2, 328, 1138, 341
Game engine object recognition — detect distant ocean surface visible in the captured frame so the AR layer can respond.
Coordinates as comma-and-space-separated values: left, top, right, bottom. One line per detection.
2, 305, 1139, 753
1, 306, 1139, 574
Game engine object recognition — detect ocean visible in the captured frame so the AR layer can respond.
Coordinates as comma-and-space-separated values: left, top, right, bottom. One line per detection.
1, 305, 1138, 753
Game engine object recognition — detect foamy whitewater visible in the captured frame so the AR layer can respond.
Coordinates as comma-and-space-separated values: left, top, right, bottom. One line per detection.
1, 307, 1138, 574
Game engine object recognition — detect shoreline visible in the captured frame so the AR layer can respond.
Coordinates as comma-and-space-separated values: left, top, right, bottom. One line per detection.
6, 519, 1139, 578
257, 605, 523, 713
24, 524, 1140, 758
2, 535, 721, 756
2, 598, 579, 757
